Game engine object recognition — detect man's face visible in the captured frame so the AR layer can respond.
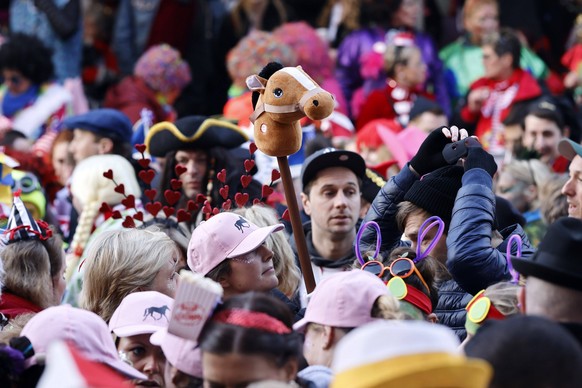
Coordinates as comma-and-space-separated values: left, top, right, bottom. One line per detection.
404, 211, 448, 263
562, 154, 582, 219
522, 115, 562, 165
69, 129, 100, 163
175, 150, 208, 200
301, 167, 361, 238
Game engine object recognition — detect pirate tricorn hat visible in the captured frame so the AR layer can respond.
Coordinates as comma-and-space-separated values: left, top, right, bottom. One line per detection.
145, 116, 249, 157
3, 190, 51, 244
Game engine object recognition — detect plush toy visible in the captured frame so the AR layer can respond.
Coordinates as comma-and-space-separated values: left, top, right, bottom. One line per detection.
246, 64, 335, 157
246, 63, 336, 292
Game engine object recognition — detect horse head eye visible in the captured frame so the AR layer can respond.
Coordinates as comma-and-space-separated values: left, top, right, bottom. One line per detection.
273, 88, 283, 98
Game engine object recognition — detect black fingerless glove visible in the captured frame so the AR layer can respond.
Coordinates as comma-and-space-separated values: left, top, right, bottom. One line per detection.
464, 146, 497, 178
409, 126, 451, 176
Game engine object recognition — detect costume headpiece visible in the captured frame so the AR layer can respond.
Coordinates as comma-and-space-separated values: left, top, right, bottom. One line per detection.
3, 191, 52, 244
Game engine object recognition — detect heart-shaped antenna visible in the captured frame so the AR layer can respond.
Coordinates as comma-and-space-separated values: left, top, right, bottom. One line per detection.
506, 234, 522, 284
414, 216, 445, 263
355, 221, 381, 265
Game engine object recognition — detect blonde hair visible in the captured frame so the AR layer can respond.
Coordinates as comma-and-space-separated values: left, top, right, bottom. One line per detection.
501, 159, 551, 188
463, 0, 498, 19
80, 228, 180, 322
1, 229, 64, 309
317, 0, 361, 32
371, 294, 405, 320
67, 155, 141, 280
484, 281, 520, 316
233, 205, 301, 298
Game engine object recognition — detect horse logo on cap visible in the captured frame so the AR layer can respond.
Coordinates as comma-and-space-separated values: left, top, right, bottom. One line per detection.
143, 305, 170, 321
234, 216, 250, 233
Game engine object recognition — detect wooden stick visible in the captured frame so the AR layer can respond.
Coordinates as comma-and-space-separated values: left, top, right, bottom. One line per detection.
277, 156, 316, 293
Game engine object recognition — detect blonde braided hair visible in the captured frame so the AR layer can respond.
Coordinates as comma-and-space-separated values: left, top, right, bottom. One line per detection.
66, 155, 141, 281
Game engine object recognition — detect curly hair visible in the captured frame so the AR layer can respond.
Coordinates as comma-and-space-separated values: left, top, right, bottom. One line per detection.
0, 33, 54, 85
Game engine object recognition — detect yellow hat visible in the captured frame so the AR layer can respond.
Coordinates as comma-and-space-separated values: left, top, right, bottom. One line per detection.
331, 321, 492, 388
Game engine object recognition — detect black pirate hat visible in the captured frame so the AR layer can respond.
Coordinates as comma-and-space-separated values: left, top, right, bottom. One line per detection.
145, 116, 249, 157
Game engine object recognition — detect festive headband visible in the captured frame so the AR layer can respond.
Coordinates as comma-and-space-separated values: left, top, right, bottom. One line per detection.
2, 191, 52, 244
102, 143, 289, 229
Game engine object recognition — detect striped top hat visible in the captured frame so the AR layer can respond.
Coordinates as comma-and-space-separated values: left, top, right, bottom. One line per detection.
3, 190, 51, 244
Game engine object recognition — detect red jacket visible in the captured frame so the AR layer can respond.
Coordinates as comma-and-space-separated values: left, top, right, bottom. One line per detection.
104, 76, 171, 124
461, 69, 542, 149
0, 292, 42, 321
356, 80, 432, 131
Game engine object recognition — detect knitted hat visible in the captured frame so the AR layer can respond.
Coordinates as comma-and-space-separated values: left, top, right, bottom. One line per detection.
226, 30, 297, 89
403, 166, 464, 227
134, 44, 191, 94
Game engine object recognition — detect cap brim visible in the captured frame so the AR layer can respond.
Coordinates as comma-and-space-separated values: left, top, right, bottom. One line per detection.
113, 324, 166, 338
558, 138, 582, 161
102, 358, 148, 381
293, 317, 310, 333
228, 224, 284, 258
376, 124, 410, 169
512, 255, 582, 292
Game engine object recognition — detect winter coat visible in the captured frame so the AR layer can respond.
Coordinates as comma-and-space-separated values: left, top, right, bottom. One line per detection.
361, 165, 534, 337
446, 168, 535, 296
103, 76, 170, 124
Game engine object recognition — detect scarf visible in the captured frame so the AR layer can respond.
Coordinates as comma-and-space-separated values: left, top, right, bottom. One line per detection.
2, 85, 40, 118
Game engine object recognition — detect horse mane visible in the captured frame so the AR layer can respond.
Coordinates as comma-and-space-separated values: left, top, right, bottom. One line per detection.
252, 62, 284, 109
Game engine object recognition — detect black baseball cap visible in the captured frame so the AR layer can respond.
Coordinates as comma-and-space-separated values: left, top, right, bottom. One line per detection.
300, 147, 366, 189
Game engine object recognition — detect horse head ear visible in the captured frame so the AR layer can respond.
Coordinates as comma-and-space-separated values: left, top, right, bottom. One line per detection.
296, 65, 303, 71
246, 75, 267, 93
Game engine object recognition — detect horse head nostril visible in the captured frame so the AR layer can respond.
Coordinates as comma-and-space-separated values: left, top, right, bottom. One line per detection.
313, 100, 319, 107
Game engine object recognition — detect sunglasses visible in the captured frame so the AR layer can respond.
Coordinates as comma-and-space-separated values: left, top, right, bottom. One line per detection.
362, 256, 430, 294
11, 173, 40, 194
465, 289, 505, 324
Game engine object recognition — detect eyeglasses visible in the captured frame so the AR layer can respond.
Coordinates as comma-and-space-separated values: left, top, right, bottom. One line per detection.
11, 172, 40, 194
356, 216, 444, 285
362, 256, 430, 294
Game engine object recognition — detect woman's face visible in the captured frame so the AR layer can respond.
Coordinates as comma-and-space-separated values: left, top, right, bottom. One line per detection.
465, 3, 499, 42
175, 150, 208, 200
118, 334, 166, 387
482, 45, 508, 80
203, 352, 296, 388
52, 141, 74, 186
392, 0, 421, 28
52, 251, 67, 304
3, 69, 32, 95
150, 255, 179, 298
221, 244, 279, 297
401, 49, 427, 87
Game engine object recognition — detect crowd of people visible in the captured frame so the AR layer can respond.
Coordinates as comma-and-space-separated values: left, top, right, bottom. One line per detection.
0, 0, 582, 387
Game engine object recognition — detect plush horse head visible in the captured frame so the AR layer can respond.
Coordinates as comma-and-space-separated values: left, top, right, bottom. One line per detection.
246, 65, 335, 157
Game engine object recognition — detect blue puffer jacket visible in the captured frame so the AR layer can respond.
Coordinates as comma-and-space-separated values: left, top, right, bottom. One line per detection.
361, 164, 535, 339
447, 168, 535, 296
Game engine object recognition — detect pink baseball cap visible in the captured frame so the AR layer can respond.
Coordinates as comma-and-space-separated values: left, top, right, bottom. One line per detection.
293, 271, 389, 332
187, 212, 284, 275
109, 291, 174, 338
150, 329, 202, 378
20, 305, 147, 381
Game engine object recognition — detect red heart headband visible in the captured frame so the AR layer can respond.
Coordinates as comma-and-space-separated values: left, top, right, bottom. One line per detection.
103, 143, 288, 228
